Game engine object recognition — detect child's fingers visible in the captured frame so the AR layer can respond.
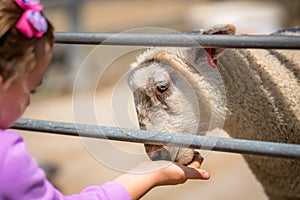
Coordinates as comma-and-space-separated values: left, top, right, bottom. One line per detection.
184, 153, 210, 179
197, 169, 210, 180
183, 167, 210, 180
187, 153, 204, 168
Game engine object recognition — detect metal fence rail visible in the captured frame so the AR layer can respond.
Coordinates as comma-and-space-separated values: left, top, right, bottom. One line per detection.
54, 32, 300, 49
12, 118, 300, 160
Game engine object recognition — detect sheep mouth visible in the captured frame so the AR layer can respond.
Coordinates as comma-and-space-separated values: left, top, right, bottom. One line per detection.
144, 144, 172, 161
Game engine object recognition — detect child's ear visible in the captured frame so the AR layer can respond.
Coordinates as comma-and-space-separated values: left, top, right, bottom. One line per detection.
185, 24, 236, 67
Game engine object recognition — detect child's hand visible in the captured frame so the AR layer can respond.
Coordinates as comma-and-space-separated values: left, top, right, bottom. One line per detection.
114, 154, 210, 200
153, 155, 210, 186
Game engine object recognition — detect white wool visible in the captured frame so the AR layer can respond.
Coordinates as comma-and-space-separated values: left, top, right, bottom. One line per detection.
218, 47, 300, 198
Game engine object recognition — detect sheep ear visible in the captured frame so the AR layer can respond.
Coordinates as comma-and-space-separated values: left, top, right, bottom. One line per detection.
185, 24, 236, 67
197, 24, 236, 35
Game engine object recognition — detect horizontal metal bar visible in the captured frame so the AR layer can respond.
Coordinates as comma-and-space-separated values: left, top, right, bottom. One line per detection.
54, 32, 300, 49
12, 118, 300, 160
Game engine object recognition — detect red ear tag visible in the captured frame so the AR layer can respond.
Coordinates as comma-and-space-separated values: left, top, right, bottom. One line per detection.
207, 48, 217, 68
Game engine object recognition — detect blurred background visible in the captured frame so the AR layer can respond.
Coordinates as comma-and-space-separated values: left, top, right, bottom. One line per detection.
18, 0, 299, 199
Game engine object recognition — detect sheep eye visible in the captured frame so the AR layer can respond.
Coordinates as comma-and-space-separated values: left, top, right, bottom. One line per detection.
156, 82, 170, 93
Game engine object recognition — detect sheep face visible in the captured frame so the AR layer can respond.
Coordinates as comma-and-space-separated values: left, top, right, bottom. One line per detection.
128, 24, 235, 165
128, 60, 200, 164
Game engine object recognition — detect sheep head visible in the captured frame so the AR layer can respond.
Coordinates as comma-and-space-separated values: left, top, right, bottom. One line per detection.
127, 24, 236, 165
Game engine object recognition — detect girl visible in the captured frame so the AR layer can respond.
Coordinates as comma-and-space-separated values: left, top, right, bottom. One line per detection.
0, 0, 210, 199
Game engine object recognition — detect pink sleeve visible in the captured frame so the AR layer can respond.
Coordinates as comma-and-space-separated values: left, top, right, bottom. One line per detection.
0, 130, 131, 200
66, 182, 131, 200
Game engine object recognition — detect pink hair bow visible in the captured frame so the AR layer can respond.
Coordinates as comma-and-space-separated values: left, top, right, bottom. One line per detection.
14, 0, 48, 38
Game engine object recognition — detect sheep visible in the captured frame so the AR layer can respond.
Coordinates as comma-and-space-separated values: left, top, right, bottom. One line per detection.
127, 24, 300, 199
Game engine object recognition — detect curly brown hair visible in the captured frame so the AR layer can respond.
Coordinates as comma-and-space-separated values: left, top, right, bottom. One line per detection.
0, 0, 54, 85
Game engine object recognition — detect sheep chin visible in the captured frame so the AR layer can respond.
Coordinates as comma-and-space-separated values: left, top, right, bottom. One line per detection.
174, 148, 195, 165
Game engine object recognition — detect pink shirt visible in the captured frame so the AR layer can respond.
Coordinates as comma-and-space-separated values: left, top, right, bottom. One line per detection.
0, 129, 131, 200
